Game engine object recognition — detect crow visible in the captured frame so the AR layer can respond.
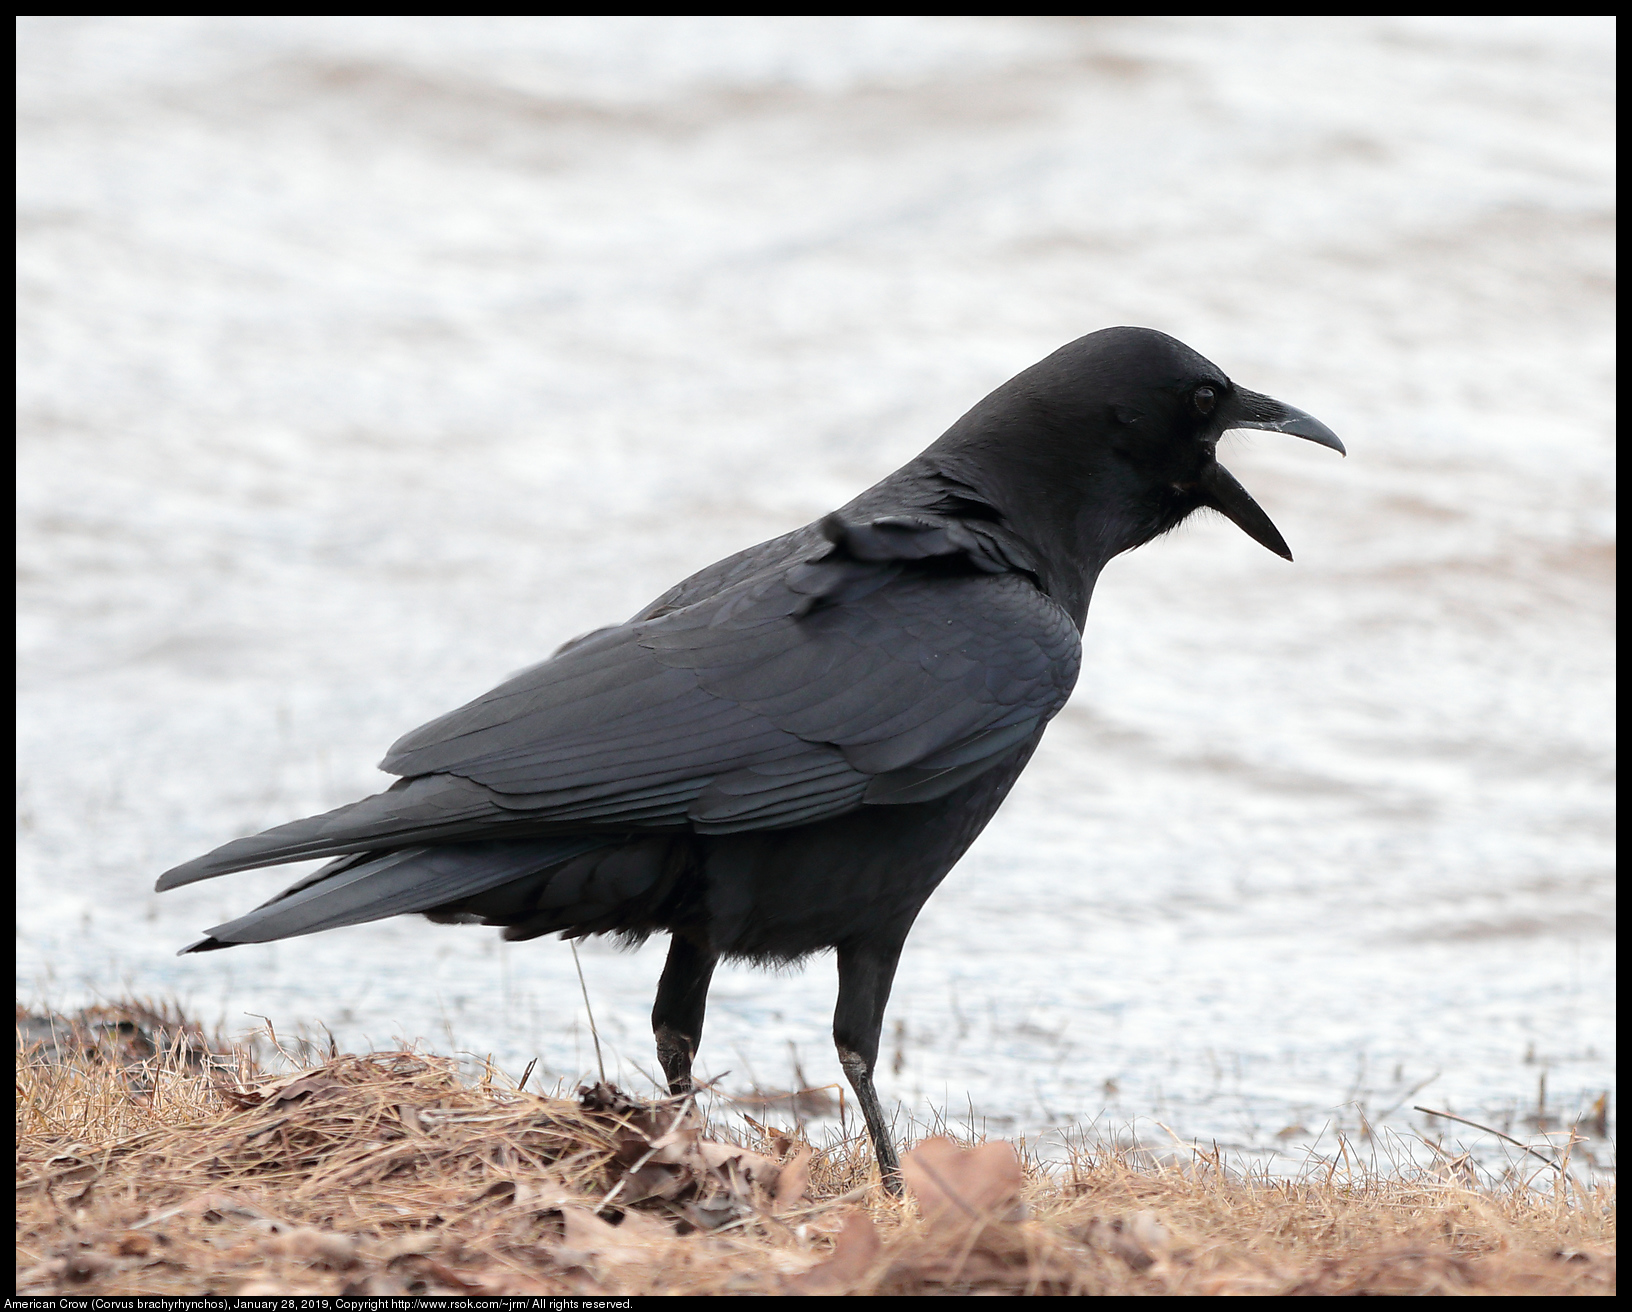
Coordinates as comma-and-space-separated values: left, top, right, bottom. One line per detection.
157, 326, 1342, 1192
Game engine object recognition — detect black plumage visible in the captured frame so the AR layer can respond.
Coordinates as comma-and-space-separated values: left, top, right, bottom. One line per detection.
158, 326, 1342, 1190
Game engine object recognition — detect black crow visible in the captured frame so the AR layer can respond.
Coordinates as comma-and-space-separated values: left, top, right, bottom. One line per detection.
157, 326, 1342, 1191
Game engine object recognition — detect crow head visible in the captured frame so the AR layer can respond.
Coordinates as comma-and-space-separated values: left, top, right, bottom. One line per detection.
929, 326, 1344, 580
1082, 326, 1345, 561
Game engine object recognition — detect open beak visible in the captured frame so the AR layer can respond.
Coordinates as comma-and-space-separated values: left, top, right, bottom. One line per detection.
1200, 387, 1344, 561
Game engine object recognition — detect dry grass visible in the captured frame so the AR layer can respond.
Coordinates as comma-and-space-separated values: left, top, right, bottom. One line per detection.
16, 1001, 1615, 1296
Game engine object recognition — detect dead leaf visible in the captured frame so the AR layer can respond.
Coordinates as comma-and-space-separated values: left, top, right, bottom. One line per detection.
200, 1197, 275, 1225
260, 1226, 358, 1269
115, 1232, 154, 1257
422, 1258, 485, 1291
63, 1250, 114, 1282
639, 1113, 706, 1166
697, 1140, 784, 1199
683, 1198, 745, 1231
901, 1137, 1024, 1228
44, 1153, 96, 1186
213, 1079, 263, 1109
379, 1234, 439, 1261
134, 1190, 275, 1230
251, 1069, 321, 1097
340, 1273, 409, 1296
900, 1245, 1032, 1289
615, 1161, 690, 1205
236, 1279, 332, 1296
556, 1204, 665, 1266
477, 1178, 587, 1212
786, 1211, 882, 1294
774, 1144, 814, 1211
394, 1255, 485, 1291
604, 1208, 673, 1243
266, 1075, 346, 1106
1081, 1211, 1171, 1270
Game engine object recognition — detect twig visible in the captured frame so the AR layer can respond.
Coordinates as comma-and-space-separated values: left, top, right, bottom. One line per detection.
571, 942, 607, 1086
1413, 1106, 1574, 1175
416, 1111, 538, 1127
244, 1012, 294, 1065
1374, 1070, 1440, 1121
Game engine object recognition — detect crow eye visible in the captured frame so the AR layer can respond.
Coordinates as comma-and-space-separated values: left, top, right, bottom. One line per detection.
1194, 386, 1217, 415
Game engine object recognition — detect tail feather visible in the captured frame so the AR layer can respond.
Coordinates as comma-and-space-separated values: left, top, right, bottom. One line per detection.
186, 835, 613, 950
157, 774, 506, 891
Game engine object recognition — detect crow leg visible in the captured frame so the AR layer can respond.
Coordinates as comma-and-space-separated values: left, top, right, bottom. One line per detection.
653, 933, 718, 1094
834, 939, 906, 1195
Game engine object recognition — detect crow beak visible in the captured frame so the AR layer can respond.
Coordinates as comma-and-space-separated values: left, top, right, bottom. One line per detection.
1201, 389, 1343, 561
1225, 387, 1346, 455
1198, 462, 1295, 560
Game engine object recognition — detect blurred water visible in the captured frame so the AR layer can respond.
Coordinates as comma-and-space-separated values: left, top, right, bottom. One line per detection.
17, 17, 1614, 1182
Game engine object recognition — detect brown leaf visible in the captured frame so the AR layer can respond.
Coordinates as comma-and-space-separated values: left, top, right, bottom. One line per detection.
260, 1226, 357, 1269
697, 1140, 784, 1200
251, 1070, 321, 1096
236, 1278, 332, 1296
773, 1144, 814, 1211
786, 1211, 882, 1294
642, 1117, 703, 1167
556, 1204, 667, 1265
477, 1177, 586, 1212
266, 1075, 346, 1106
1081, 1211, 1170, 1271
63, 1250, 114, 1282
213, 1079, 263, 1109
340, 1273, 409, 1297
44, 1154, 97, 1187
683, 1198, 745, 1231
898, 1245, 1030, 1289
616, 1161, 690, 1205
421, 1258, 485, 1291
394, 1255, 485, 1291
520, 1181, 598, 1213
901, 1137, 1024, 1228
605, 1208, 674, 1243
380, 1234, 439, 1261
115, 1232, 154, 1258
133, 1190, 275, 1230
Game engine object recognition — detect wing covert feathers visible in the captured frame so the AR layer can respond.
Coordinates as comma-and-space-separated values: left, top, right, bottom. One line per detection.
162, 511, 1080, 903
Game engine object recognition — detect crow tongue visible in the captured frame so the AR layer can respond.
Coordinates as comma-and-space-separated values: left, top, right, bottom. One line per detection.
1199, 462, 1293, 561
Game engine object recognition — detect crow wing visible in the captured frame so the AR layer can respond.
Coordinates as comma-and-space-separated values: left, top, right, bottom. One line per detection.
157, 512, 1079, 891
